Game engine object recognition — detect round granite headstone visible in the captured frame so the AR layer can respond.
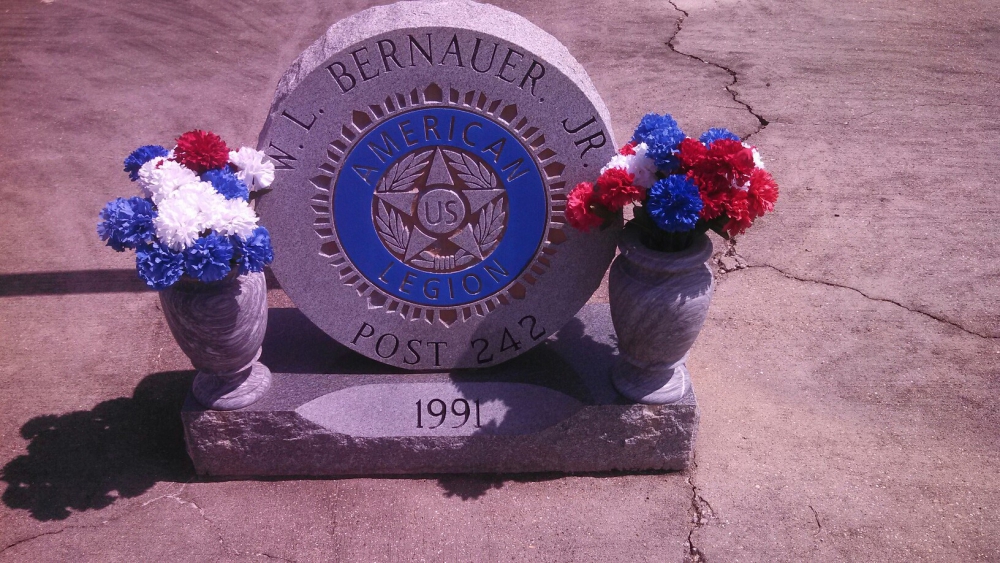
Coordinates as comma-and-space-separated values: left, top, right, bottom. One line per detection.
257, 0, 617, 369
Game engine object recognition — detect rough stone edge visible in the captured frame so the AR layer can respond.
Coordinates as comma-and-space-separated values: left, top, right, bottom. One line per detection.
258, 0, 614, 148
181, 388, 698, 477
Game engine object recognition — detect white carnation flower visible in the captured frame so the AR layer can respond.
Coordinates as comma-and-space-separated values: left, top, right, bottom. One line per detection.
210, 198, 259, 238
229, 147, 275, 189
600, 142, 658, 190
140, 159, 198, 204
171, 180, 223, 206
136, 157, 166, 197
152, 181, 232, 251
154, 195, 203, 251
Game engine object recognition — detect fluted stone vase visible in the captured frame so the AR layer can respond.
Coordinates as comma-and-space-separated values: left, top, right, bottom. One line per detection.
159, 271, 271, 410
609, 227, 714, 404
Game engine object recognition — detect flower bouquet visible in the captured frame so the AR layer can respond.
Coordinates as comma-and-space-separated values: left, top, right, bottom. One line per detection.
567, 113, 778, 404
566, 113, 778, 249
98, 130, 277, 410
98, 130, 276, 288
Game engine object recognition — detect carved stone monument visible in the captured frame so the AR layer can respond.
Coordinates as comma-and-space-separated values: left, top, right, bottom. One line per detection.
181, 0, 698, 475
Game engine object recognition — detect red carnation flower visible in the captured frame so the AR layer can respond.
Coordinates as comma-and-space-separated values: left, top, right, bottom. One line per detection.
747, 168, 779, 219
566, 182, 604, 232
174, 130, 230, 173
595, 168, 641, 212
722, 189, 753, 236
698, 185, 729, 221
619, 141, 638, 156
678, 138, 707, 169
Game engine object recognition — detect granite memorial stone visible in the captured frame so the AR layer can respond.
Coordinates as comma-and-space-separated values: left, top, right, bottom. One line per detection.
256, 0, 618, 369
182, 0, 698, 475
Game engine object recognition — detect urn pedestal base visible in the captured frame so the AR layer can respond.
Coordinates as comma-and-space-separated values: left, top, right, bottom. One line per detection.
180, 304, 699, 477
191, 351, 273, 411
612, 358, 691, 405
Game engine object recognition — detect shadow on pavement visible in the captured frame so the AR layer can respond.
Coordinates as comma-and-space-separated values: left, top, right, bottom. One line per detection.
0, 268, 280, 297
0, 371, 196, 521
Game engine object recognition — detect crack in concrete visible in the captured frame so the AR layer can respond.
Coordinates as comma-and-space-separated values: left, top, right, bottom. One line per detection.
258, 552, 299, 562
809, 505, 822, 534
0, 483, 181, 555
168, 485, 240, 558
664, 1, 994, 340
683, 455, 713, 563
713, 238, 748, 275
747, 263, 997, 340
0, 528, 69, 556
0, 482, 240, 559
666, 0, 770, 141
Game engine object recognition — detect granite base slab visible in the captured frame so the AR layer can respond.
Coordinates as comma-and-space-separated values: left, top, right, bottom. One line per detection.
181, 304, 698, 476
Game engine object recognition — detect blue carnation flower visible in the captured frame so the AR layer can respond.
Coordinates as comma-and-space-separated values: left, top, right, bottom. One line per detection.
233, 227, 275, 274
123, 145, 169, 181
183, 233, 234, 282
645, 175, 703, 232
631, 113, 686, 173
201, 168, 249, 200
97, 196, 156, 251
699, 128, 740, 147
136, 241, 185, 290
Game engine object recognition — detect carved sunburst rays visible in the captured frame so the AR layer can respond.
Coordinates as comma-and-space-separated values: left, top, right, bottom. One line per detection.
311, 83, 570, 327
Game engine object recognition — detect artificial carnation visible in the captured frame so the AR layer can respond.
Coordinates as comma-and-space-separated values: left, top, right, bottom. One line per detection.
172, 181, 228, 216
595, 168, 642, 211
631, 113, 686, 173
566, 182, 603, 232
201, 168, 249, 200
137, 156, 166, 192
210, 198, 259, 238
139, 158, 198, 204
229, 147, 275, 189
123, 145, 169, 181
233, 226, 275, 274
619, 141, 638, 156
153, 202, 202, 251
174, 130, 230, 174
746, 168, 778, 218
97, 197, 156, 251
699, 128, 739, 148
135, 240, 185, 290
183, 232, 234, 282
153, 182, 226, 251
722, 189, 753, 236
677, 137, 707, 170
645, 175, 703, 232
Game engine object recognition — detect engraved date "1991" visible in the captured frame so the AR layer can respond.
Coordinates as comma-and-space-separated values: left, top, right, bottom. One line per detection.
416, 398, 482, 429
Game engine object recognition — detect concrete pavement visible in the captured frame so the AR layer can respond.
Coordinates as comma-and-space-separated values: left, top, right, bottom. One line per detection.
0, 0, 997, 560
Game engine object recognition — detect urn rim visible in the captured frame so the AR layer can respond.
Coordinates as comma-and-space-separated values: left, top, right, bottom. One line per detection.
617, 226, 713, 272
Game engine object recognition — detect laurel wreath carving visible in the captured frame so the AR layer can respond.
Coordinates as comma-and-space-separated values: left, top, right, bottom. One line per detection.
474, 201, 505, 254
373, 148, 506, 271
442, 150, 496, 190
375, 201, 410, 254
376, 149, 433, 193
